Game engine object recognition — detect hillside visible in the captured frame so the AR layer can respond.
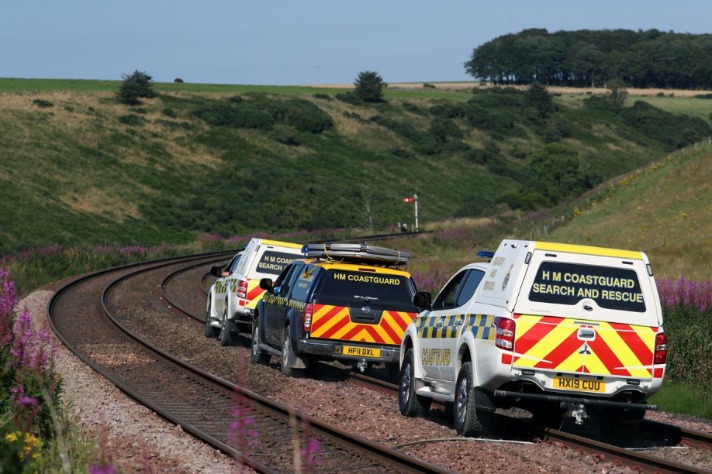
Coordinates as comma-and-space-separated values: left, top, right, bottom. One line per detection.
1, 79, 710, 257
547, 143, 712, 280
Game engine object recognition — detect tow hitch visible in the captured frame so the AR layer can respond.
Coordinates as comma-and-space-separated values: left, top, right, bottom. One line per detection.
356, 359, 369, 373
562, 402, 588, 425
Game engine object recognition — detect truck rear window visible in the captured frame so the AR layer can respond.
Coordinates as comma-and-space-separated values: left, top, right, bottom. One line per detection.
318, 270, 415, 306
255, 251, 299, 276
528, 261, 646, 312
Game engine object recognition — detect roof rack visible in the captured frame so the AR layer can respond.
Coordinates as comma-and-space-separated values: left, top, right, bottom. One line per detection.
302, 242, 410, 267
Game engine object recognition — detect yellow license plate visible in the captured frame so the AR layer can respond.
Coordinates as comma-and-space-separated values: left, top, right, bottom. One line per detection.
342, 346, 381, 358
554, 376, 605, 393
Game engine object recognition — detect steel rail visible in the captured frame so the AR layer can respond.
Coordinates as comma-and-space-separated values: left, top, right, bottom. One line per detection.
159, 251, 712, 474
543, 427, 710, 474
48, 254, 454, 474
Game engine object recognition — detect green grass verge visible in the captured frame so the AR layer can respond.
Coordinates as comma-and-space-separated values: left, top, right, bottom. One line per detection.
649, 381, 712, 419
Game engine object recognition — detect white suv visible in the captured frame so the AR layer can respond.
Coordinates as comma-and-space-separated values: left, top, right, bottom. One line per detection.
399, 240, 667, 441
205, 238, 303, 346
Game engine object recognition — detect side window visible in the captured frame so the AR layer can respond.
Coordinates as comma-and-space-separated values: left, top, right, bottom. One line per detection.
432, 270, 468, 310
455, 269, 485, 307
226, 254, 243, 274
273, 262, 304, 297
290, 265, 322, 302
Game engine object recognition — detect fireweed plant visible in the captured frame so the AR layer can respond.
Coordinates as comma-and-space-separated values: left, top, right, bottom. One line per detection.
0, 268, 60, 472
656, 277, 712, 395
229, 355, 322, 472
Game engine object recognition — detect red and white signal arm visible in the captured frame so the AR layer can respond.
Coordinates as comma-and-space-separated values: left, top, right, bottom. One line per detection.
402, 197, 415, 203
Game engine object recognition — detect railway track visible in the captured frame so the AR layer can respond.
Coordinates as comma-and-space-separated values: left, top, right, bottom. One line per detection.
166, 254, 712, 473
47, 253, 453, 473
47, 251, 712, 473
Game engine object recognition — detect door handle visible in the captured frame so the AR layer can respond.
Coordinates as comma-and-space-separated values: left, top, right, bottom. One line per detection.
436, 320, 444, 327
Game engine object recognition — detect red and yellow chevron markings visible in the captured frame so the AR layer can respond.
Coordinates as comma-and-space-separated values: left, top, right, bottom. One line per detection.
310, 304, 415, 345
512, 314, 657, 379
245, 279, 266, 308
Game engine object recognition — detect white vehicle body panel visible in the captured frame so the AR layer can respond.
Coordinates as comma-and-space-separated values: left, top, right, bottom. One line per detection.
401, 240, 666, 412
207, 238, 303, 328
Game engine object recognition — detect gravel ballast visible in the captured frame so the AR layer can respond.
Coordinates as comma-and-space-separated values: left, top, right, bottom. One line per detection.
22, 287, 712, 473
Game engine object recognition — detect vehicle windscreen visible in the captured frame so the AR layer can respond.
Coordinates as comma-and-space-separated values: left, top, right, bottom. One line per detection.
255, 251, 300, 276
317, 270, 415, 307
528, 261, 646, 312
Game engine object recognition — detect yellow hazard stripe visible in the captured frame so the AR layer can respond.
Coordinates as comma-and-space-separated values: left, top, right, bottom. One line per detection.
259, 239, 302, 249
535, 241, 644, 260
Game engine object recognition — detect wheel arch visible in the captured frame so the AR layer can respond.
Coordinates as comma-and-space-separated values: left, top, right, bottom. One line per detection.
285, 308, 301, 351
457, 336, 481, 387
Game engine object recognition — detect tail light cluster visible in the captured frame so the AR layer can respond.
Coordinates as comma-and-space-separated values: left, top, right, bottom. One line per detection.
495, 317, 516, 350
303, 304, 314, 332
654, 332, 668, 365
236, 279, 248, 300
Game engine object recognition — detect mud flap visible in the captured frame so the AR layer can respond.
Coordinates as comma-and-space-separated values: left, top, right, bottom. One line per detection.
474, 387, 496, 412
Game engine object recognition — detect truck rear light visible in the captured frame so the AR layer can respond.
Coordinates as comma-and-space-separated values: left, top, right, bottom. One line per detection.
654, 332, 668, 365
236, 279, 248, 299
495, 317, 516, 350
303, 303, 313, 332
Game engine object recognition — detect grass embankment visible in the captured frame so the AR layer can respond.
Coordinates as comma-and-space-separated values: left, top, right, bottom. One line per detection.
2, 78, 710, 257
0, 79, 710, 471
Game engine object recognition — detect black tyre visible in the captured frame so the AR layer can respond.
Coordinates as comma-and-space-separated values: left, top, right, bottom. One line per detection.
281, 324, 294, 376
454, 361, 492, 437
399, 349, 432, 417
251, 317, 270, 365
218, 303, 233, 346
204, 301, 219, 339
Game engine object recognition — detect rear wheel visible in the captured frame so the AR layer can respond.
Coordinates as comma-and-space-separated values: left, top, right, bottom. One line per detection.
204, 301, 219, 339
399, 349, 431, 417
281, 325, 295, 376
218, 303, 233, 346
251, 318, 270, 365
454, 362, 492, 437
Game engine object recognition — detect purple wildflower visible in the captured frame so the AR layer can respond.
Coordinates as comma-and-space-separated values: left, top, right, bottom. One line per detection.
300, 437, 322, 472
89, 464, 116, 474
656, 277, 712, 312
11, 386, 40, 407
227, 396, 260, 452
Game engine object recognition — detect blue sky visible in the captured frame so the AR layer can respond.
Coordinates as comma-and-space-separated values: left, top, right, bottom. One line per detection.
2, 1, 710, 86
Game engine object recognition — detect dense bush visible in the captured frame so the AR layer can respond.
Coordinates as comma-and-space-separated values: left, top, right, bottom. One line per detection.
31, 99, 53, 108
619, 101, 712, 151
464, 103, 518, 136
335, 92, 363, 105
266, 99, 333, 133
192, 97, 332, 134
429, 103, 466, 119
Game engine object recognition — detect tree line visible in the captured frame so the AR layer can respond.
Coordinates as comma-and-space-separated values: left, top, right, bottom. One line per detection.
465, 28, 712, 89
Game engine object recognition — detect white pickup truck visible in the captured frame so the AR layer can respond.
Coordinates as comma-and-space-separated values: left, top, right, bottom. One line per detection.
205, 238, 303, 346
399, 240, 667, 441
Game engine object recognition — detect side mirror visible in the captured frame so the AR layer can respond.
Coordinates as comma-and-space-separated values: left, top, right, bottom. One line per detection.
259, 278, 274, 292
412, 291, 432, 311
209, 265, 222, 277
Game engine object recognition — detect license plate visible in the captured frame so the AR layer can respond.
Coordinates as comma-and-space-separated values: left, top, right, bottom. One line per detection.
342, 346, 381, 358
554, 376, 605, 393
